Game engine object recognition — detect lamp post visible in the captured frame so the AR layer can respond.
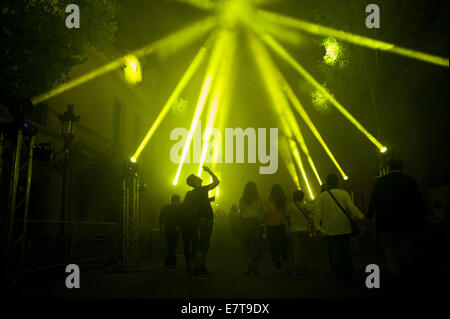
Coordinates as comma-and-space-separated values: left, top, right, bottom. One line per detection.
57, 104, 79, 261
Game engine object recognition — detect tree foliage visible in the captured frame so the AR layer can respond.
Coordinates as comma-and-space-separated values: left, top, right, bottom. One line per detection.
0, 0, 120, 104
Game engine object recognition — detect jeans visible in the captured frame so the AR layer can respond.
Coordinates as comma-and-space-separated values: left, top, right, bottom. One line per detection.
267, 225, 288, 269
326, 234, 353, 283
379, 232, 415, 278
165, 231, 179, 267
181, 229, 197, 265
242, 219, 262, 262
290, 231, 309, 272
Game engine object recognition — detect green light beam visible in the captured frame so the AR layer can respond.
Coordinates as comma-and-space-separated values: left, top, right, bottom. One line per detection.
173, 30, 228, 185
131, 45, 207, 162
249, 34, 315, 197
261, 33, 387, 152
31, 17, 216, 105
258, 10, 449, 68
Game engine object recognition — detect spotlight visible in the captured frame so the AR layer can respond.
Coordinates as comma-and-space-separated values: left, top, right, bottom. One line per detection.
123, 55, 142, 84
343, 176, 349, 180
322, 37, 342, 66
130, 157, 137, 163
380, 147, 387, 153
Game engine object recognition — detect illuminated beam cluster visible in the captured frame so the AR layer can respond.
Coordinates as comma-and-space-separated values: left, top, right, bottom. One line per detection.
247, 29, 348, 180
197, 92, 219, 176
31, 18, 216, 105
260, 33, 387, 153
289, 139, 314, 200
249, 34, 315, 199
283, 80, 349, 180
200, 31, 237, 172
258, 10, 449, 68
131, 45, 207, 162
173, 30, 229, 185
173, 74, 213, 185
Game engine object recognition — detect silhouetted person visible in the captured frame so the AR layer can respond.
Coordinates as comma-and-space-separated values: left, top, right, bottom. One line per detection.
184, 166, 220, 279
314, 174, 369, 286
368, 158, 425, 282
239, 182, 264, 276
287, 190, 311, 276
159, 194, 182, 270
264, 184, 290, 275
228, 204, 242, 256
179, 195, 198, 272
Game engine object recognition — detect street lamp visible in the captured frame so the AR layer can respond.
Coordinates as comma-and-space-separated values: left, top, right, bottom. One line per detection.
59, 104, 80, 149
57, 104, 79, 262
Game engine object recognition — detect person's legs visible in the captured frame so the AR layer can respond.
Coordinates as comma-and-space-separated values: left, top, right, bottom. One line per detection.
194, 225, 212, 278
326, 235, 341, 280
165, 231, 177, 268
298, 231, 310, 272
267, 226, 281, 269
181, 230, 192, 269
291, 232, 301, 272
280, 227, 288, 265
201, 226, 212, 270
380, 232, 402, 278
338, 235, 353, 282
399, 234, 415, 277
242, 224, 252, 273
164, 231, 171, 267
292, 231, 309, 273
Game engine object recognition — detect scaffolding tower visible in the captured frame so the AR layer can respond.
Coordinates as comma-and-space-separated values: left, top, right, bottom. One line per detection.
1, 123, 36, 291
121, 162, 140, 270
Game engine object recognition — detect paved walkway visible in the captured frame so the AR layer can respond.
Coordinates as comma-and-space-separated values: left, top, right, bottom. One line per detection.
16, 237, 445, 299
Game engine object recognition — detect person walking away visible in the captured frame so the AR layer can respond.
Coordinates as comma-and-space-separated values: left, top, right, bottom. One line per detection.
263, 184, 291, 275
288, 190, 311, 276
368, 158, 425, 286
159, 195, 182, 271
314, 174, 369, 286
239, 182, 264, 276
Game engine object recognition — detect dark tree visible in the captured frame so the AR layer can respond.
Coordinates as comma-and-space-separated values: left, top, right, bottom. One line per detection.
0, 0, 120, 105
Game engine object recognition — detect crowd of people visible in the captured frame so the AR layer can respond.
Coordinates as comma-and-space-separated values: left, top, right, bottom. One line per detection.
159, 159, 443, 286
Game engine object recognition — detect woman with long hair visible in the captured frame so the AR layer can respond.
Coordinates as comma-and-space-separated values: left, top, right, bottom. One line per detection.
239, 181, 264, 275
263, 184, 290, 275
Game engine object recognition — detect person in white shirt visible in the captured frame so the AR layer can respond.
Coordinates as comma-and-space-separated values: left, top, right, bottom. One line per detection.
287, 190, 311, 276
314, 174, 369, 285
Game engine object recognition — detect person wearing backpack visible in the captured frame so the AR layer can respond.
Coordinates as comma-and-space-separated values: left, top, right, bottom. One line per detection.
314, 174, 370, 286
287, 190, 311, 276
